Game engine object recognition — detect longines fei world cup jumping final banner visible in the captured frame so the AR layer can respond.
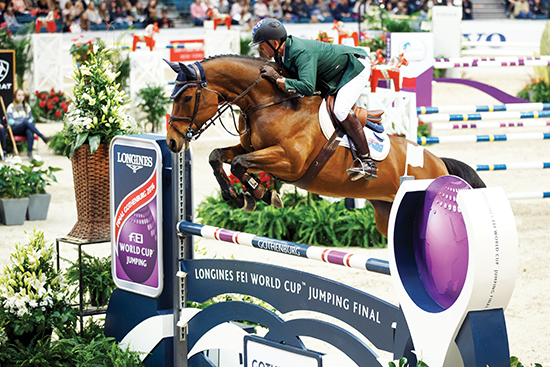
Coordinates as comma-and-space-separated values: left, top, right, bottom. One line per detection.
0, 50, 15, 117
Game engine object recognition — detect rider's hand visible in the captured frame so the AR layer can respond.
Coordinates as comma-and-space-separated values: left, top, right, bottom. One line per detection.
261, 65, 283, 85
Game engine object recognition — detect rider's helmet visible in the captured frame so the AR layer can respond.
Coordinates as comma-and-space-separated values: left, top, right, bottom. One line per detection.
249, 18, 287, 47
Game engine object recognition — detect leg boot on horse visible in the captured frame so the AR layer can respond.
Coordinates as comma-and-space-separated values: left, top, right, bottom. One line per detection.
340, 112, 378, 181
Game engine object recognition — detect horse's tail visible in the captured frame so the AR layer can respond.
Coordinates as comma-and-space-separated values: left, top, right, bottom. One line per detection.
441, 157, 486, 189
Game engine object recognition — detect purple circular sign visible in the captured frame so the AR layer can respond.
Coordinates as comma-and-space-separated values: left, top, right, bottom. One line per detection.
118, 203, 158, 283
413, 176, 471, 309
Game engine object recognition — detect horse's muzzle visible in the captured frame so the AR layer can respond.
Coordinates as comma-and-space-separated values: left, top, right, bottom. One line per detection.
168, 137, 189, 153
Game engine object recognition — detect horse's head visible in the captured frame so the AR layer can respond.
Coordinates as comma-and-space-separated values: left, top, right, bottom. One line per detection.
165, 59, 220, 153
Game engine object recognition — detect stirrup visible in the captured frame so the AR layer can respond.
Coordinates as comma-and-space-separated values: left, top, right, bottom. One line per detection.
346, 157, 378, 181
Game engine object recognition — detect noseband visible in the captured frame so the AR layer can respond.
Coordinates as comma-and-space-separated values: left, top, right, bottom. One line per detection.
168, 64, 265, 143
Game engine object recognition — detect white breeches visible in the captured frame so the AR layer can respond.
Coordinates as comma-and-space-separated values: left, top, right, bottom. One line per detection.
333, 58, 371, 122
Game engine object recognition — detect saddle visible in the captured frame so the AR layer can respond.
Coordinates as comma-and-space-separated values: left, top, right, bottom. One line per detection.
325, 95, 384, 133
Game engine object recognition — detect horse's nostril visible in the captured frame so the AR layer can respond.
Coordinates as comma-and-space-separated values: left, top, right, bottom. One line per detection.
169, 139, 178, 152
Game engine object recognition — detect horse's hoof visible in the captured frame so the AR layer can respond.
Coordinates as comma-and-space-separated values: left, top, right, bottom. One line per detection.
241, 193, 257, 213
262, 190, 284, 208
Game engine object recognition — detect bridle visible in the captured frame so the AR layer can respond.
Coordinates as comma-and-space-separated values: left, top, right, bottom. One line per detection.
168, 62, 302, 143
168, 63, 264, 143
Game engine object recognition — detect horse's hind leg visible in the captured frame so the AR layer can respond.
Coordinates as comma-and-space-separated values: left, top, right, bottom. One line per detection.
209, 145, 257, 212
369, 200, 393, 238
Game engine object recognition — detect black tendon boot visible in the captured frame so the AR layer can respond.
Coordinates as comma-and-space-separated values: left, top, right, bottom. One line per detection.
339, 112, 378, 181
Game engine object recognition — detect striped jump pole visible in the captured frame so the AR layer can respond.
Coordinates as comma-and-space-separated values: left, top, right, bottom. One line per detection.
418, 110, 550, 123
418, 132, 550, 145
418, 103, 550, 115
472, 162, 550, 171
428, 120, 550, 130
177, 221, 391, 275
434, 56, 550, 69
507, 191, 550, 199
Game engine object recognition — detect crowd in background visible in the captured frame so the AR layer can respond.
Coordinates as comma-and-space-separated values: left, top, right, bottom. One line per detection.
0, 0, 547, 33
0, 0, 175, 32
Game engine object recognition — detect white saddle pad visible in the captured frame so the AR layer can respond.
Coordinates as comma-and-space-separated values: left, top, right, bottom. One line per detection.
318, 100, 391, 162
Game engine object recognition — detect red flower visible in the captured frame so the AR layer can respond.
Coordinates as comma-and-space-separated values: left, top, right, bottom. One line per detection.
41, 93, 47, 100
35, 91, 40, 96
53, 96, 59, 103
55, 110, 61, 118
39, 101, 46, 108
47, 103, 54, 110
62, 105, 68, 112
60, 101, 66, 108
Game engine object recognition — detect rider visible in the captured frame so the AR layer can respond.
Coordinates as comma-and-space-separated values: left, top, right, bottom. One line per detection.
249, 18, 377, 181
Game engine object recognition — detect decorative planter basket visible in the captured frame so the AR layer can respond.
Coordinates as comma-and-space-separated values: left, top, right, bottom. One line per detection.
66, 144, 110, 242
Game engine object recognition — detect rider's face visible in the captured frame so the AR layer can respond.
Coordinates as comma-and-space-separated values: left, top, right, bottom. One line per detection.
259, 40, 279, 60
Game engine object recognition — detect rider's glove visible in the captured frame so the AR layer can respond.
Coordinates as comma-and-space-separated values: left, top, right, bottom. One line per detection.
261, 65, 283, 85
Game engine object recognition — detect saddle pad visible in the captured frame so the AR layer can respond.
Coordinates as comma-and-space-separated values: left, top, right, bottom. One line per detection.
318, 100, 391, 162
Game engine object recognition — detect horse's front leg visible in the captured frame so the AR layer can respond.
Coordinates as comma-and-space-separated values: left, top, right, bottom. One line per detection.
209, 144, 257, 212
230, 146, 290, 210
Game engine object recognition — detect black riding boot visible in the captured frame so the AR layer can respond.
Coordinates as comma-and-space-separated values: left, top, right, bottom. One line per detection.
340, 113, 378, 181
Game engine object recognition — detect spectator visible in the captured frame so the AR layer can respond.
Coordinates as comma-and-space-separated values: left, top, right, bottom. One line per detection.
131, 0, 146, 22
531, 0, 545, 18
511, 0, 530, 18
190, 0, 207, 25
62, 1, 73, 22
109, 0, 132, 26
268, 0, 283, 18
144, 0, 158, 17
36, 0, 54, 15
3, 4, 22, 32
291, 0, 308, 20
394, 0, 407, 14
11, 0, 29, 15
98, 1, 111, 23
122, 0, 137, 22
333, 0, 351, 20
462, 0, 472, 19
159, 8, 174, 27
254, 0, 269, 19
143, 6, 159, 25
230, 0, 244, 23
215, 0, 229, 14
6, 89, 50, 160
314, 0, 332, 20
70, 0, 85, 20
281, 0, 296, 21
86, 1, 103, 25
79, 11, 90, 30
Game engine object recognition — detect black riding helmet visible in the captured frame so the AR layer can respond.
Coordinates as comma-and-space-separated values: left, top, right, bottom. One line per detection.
249, 18, 287, 47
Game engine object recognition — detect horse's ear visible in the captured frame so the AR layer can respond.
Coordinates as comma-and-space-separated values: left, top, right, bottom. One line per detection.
164, 59, 180, 73
178, 62, 196, 81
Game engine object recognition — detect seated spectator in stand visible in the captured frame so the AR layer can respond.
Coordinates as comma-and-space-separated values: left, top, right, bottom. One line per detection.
6, 89, 50, 160
333, 0, 351, 20
109, 0, 132, 27
11, 0, 29, 15
36, 0, 54, 16
132, 1, 146, 23
86, 1, 104, 26
122, 0, 137, 23
144, 0, 158, 17
79, 11, 90, 30
143, 6, 159, 25
240, 0, 254, 29
511, 0, 530, 18
159, 8, 174, 27
268, 0, 283, 18
70, 0, 85, 20
531, 0, 545, 18
314, 0, 332, 21
254, 0, 269, 19
190, 0, 207, 25
62, 1, 73, 22
98, 1, 111, 23
215, 0, 229, 14
230, 0, 244, 23
291, 0, 308, 20
462, 0, 473, 19
281, 0, 296, 21
3, 4, 22, 32
393, 0, 407, 14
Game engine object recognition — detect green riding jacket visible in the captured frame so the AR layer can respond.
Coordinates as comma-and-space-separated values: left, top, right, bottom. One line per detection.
280, 35, 368, 97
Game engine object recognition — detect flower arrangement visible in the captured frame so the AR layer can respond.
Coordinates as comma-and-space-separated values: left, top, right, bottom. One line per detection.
228, 171, 282, 194
60, 47, 137, 158
517, 78, 550, 103
69, 38, 94, 63
316, 31, 333, 43
0, 231, 77, 346
359, 32, 387, 54
33, 88, 71, 121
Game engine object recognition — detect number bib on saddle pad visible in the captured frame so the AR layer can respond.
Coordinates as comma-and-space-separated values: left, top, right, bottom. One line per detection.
318, 100, 391, 162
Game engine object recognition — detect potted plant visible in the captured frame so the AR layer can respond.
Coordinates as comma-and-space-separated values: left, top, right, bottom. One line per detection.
0, 164, 32, 225
32, 88, 71, 123
19, 159, 62, 221
59, 47, 137, 241
0, 230, 77, 346
65, 251, 116, 307
136, 84, 172, 133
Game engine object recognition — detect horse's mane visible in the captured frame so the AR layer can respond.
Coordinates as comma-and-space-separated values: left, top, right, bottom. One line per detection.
201, 54, 270, 65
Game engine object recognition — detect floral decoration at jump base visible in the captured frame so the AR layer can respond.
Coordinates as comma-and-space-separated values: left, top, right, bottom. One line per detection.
61, 47, 136, 242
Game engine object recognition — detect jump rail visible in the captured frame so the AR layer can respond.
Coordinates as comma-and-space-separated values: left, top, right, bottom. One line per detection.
428, 120, 550, 130
417, 132, 550, 145
177, 221, 391, 275
418, 111, 550, 123
418, 103, 550, 115
472, 162, 550, 171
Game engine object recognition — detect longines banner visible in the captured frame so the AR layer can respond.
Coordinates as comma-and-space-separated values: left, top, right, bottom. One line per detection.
0, 50, 15, 117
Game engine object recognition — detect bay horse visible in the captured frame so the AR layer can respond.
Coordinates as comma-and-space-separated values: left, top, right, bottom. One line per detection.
166, 55, 485, 237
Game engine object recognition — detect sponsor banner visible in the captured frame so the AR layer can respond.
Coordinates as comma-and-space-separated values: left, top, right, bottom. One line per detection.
110, 136, 163, 298
0, 50, 15, 115
170, 39, 205, 62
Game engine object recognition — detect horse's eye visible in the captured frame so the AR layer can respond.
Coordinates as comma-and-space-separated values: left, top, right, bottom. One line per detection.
183, 95, 192, 103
